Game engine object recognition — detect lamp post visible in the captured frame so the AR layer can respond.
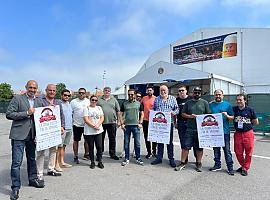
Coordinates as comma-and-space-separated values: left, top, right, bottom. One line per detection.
102, 70, 106, 89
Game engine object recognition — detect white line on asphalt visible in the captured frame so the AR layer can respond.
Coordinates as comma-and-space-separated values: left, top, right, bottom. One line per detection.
173, 142, 270, 160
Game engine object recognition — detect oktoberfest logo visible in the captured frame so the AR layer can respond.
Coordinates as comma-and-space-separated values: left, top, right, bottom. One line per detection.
201, 115, 218, 127
152, 112, 167, 123
39, 107, 56, 123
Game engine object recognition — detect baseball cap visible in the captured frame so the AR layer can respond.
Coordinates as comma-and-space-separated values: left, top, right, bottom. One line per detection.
193, 86, 202, 92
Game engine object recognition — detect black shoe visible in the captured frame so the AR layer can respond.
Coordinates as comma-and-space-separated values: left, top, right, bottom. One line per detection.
110, 155, 119, 160
74, 156, 79, 164
241, 169, 248, 176
236, 167, 242, 173
169, 159, 176, 168
47, 170, 62, 176
151, 159, 162, 165
145, 153, 152, 159
195, 162, 202, 172
29, 178, 45, 188
10, 189, 19, 200
90, 161, 95, 169
97, 162, 104, 169
228, 170, 235, 176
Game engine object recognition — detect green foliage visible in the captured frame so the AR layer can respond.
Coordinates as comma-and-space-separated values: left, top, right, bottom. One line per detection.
56, 83, 66, 99
0, 82, 13, 101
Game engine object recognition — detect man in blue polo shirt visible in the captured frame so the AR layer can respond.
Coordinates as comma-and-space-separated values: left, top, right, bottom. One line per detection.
209, 89, 234, 175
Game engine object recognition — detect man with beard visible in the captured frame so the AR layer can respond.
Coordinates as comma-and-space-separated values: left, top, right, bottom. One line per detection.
209, 89, 234, 175
141, 85, 156, 158
151, 85, 179, 168
6, 80, 44, 200
175, 86, 211, 172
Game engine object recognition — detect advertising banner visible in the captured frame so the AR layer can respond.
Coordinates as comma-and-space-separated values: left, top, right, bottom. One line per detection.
148, 110, 171, 144
173, 32, 237, 65
34, 105, 62, 151
196, 113, 224, 148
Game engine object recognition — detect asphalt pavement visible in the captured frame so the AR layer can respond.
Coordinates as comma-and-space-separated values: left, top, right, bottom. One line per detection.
0, 114, 269, 200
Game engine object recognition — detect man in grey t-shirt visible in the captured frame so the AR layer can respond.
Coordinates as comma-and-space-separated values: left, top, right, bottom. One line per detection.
97, 87, 121, 160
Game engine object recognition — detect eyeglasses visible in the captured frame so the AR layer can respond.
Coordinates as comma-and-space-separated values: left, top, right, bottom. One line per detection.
63, 94, 71, 97
79, 92, 86, 94
128, 94, 134, 96
193, 92, 201, 94
91, 99, 98, 102
178, 90, 185, 92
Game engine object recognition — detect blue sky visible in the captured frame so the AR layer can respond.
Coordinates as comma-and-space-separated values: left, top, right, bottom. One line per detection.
0, 0, 270, 93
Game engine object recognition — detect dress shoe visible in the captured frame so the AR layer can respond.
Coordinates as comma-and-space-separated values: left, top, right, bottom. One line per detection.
29, 178, 45, 188
47, 170, 62, 176
97, 162, 104, 169
10, 189, 19, 200
110, 155, 119, 160
151, 159, 162, 165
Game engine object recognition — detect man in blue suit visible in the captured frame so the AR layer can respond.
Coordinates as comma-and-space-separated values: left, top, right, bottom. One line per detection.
6, 80, 44, 200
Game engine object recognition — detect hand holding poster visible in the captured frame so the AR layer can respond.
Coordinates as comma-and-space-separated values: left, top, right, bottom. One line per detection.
148, 110, 171, 144
196, 113, 224, 148
34, 105, 62, 151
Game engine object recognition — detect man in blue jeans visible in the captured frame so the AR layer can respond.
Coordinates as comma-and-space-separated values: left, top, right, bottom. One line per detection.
6, 80, 45, 200
119, 89, 144, 166
209, 89, 234, 175
151, 85, 179, 168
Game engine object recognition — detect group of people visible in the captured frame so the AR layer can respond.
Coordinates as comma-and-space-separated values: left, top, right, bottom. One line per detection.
6, 80, 258, 200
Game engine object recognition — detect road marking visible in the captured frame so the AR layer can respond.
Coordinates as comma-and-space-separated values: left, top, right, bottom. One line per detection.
173, 142, 270, 160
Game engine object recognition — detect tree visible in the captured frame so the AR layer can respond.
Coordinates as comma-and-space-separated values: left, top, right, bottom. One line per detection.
0, 82, 14, 101
56, 83, 66, 99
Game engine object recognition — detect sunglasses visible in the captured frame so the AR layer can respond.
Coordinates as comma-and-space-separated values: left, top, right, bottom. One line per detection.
178, 90, 185, 92
63, 94, 71, 97
193, 92, 201, 94
128, 94, 134, 96
91, 99, 98, 102
79, 92, 86, 94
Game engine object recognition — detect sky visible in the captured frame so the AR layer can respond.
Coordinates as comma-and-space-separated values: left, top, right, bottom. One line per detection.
1, 0, 270, 93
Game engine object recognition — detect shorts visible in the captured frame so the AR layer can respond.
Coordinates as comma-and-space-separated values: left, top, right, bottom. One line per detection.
73, 125, 85, 141
183, 129, 203, 151
59, 129, 72, 147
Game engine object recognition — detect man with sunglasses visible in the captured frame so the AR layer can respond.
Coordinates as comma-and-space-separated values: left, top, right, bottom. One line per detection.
175, 86, 211, 172
55, 89, 73, 171
97, 87, 121, 160
175, 85, 192, 162
119, 89, 144, 166
70, 88, 90, 164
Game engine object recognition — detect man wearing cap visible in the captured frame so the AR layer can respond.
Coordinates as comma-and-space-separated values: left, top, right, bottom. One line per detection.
175, 86, 211, 172
97, 87, 121, 160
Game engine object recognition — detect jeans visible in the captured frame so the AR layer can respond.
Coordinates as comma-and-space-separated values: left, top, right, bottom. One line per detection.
124, 125, 141, 160
142, 120, 157, 154
234, 130, 254, 171
156, 124, 174, 161
102, 123, 117, 156
11, 139, 38, 190
213, 134, 233, 170
85, 134, 103, 162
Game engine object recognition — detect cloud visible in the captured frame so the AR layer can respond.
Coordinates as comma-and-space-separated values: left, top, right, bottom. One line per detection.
221, 0, 270, 7
0, 48, 12, 61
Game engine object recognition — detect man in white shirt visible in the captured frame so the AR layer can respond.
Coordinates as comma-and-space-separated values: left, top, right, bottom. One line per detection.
70, 88, 90, 164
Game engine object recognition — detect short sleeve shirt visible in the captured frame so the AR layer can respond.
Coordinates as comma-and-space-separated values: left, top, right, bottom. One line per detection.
83, 106, 104, 135
233, 106, 257, 132
120, 100, 143, 125
97, 96, 120, 124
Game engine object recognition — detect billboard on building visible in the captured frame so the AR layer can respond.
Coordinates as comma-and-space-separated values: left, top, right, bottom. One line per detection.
173, 32, 237, 65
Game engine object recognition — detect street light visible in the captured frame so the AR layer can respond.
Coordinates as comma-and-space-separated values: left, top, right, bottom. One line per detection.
102, 70, 106, 89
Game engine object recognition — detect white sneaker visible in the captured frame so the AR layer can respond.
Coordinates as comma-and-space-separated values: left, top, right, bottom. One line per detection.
136, 158, 144, 166
121, 159, 129, 166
